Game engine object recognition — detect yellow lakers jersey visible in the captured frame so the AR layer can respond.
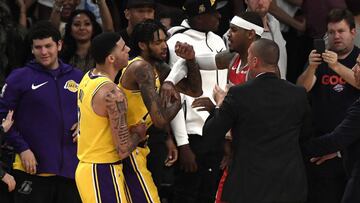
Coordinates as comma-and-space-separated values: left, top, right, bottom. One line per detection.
77, 70, 120, 163
118, 57, 160, 129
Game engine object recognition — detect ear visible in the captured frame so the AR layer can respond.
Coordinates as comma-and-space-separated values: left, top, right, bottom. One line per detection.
350, 27, 356, 37
124, 9, 130, 21
107, 54, 116, 64
57, 40, 63, 52
247, 30, 256, 40
138, 42, 147, 52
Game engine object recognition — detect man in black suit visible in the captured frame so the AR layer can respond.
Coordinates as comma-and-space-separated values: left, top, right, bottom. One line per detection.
303, 55, 360, 203
202, 38, 311, 203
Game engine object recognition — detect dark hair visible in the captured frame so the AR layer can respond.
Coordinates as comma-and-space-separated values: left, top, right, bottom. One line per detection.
327, 8, 355, 30
131, 19, 167, 56
252, 38, 279, 66
61, 9, 103, 63
239, 11, 264, 39
27, 21, 61, 45
91, 32, 121, 64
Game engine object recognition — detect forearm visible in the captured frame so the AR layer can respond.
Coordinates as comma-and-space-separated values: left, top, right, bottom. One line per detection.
296, 66, 317, 91
176, 59, 202, 97
330, 63, 360, 89
98, 0, 114, 32
18, 6, 27, 28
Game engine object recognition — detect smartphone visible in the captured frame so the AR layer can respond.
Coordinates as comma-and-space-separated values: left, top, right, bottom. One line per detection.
313, 39, 325, 54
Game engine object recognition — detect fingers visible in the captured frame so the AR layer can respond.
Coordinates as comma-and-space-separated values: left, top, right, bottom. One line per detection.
6, 110, 14, 121
165, 150, 178, 167
191, 97, 211, 108
70, 122, 77, 131
175, 41, 194, 59
3, 174, 16, 192
8, 177, 16, 192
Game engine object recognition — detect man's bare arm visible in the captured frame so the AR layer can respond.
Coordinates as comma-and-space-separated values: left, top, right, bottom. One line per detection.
93, 83, 145, 159
134, 61, 181, 129
155, 61, 202, 97
215, 51, 236, 70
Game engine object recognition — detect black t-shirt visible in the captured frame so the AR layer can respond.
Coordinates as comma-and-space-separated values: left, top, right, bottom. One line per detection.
310, 46, 360, 136
308, 46, 360, 178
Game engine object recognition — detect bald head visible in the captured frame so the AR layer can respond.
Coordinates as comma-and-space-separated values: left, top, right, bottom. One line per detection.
252, 38, 279, 66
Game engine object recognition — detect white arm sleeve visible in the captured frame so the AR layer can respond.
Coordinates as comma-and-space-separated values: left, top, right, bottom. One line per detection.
171, 98, 189, 147
165, 59, 188, 85
195, 52, 217, 70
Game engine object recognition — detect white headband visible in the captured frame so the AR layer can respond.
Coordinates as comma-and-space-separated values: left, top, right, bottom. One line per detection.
230, 16, 264, 36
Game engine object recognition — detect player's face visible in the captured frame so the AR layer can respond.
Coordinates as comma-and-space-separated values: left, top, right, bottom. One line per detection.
71, 13, 93, 42
32, 37, 62, 70
112, 38, 130, 69
327, 19, 355, 55
147, 29, 168, 61
228, 24, 249, 53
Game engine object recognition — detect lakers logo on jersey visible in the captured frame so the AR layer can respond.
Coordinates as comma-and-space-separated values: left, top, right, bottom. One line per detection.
64, 80, 79, 93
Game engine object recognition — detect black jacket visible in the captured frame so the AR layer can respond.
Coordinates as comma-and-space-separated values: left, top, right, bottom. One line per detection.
203, 72, 311, 203
303, 98, 360, 203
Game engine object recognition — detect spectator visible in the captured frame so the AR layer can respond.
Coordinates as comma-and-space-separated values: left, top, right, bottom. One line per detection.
245, 0, 288, 79
120, 0, 155, 58
60, 9, 102, 73
297, 8, 360, 203
0, 0, 28, 86
0, 21, 83, 203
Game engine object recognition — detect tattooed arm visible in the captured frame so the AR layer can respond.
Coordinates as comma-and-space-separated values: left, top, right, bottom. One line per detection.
92, 82, 146, 159
132, 61, 181, 129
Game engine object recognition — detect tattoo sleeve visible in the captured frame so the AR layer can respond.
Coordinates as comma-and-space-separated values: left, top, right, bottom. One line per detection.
135, 64, 181, 129
105, 88, 141, 157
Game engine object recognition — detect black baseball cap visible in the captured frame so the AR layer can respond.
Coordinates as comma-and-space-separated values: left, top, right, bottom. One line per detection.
126, 0, 156, 9
183, 0, 227, 17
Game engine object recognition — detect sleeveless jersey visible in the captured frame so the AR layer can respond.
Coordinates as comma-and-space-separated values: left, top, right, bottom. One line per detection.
228, 55, 249, 85
77, 70, 120, 163
118, 57, 160, 129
